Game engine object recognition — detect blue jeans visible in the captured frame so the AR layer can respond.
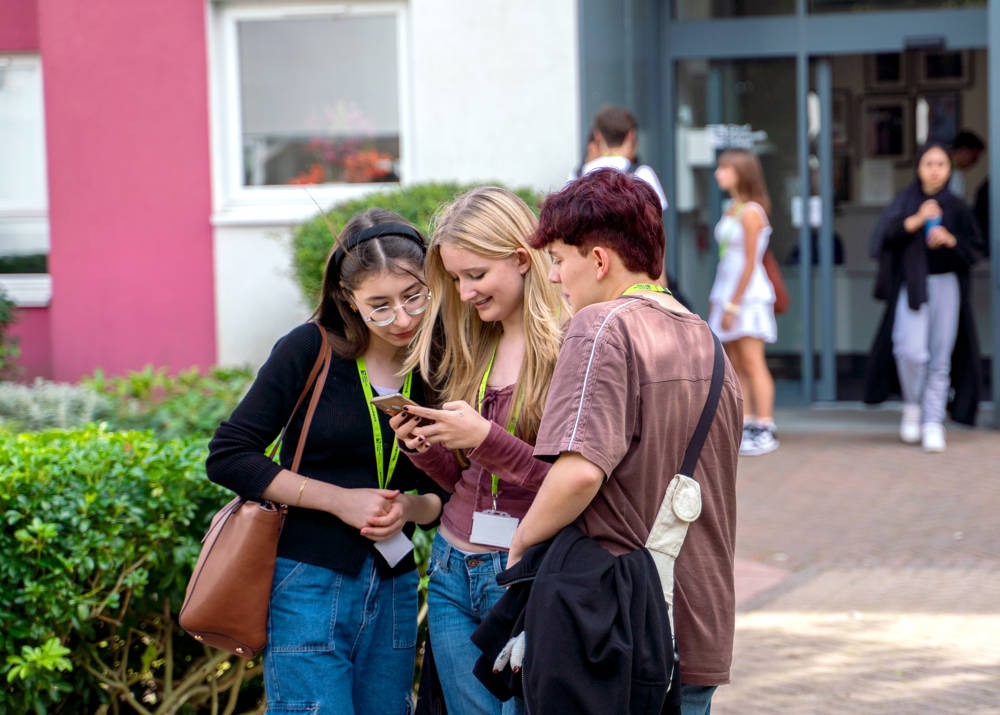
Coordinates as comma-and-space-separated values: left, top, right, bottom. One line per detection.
426, 532, 523, 715
263, 554, 418, 714
680, 684, 718, 715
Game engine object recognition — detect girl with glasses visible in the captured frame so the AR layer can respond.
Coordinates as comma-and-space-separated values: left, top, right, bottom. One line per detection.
389, 187, 567, 715
207, 208, 446, 714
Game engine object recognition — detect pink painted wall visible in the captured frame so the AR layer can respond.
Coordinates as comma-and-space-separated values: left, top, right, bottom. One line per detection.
9, 307, 52, 381
38, 0, 216, 380
0, 0, 39, 50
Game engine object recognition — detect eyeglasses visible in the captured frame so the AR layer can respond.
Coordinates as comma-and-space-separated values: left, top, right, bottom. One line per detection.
360, 291, 432, 327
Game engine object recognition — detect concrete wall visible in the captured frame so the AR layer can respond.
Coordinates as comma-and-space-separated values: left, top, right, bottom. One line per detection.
39, 0, 216, 379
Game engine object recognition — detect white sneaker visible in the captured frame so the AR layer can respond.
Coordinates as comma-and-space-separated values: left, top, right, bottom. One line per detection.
740, 424, 779, 456
922, 423, 945, 453
900, 404, 921, 444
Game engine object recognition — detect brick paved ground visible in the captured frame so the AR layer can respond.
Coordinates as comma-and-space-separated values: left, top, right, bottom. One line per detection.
714, 406, 1000, 713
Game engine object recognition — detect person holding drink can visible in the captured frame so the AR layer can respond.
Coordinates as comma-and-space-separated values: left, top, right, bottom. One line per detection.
865, 141, 986, 450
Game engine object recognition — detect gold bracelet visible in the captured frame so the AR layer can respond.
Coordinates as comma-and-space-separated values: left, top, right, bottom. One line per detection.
295, 476, 309, 507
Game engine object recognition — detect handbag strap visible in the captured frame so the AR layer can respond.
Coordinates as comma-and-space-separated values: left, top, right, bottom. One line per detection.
678, 333, 725, 480
265, 322, 332, 473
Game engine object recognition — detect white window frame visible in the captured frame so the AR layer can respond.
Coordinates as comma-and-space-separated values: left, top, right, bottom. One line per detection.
207, 1, 412, 224
0, 54, 52, 306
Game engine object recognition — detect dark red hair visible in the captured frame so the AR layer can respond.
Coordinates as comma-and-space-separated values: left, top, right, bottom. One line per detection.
531, 168, 664, 278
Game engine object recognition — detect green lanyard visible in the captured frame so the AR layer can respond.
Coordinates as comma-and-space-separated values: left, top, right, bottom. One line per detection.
356, 357, 413, 490
622, 282, 672, 296
478, 342, 522, 501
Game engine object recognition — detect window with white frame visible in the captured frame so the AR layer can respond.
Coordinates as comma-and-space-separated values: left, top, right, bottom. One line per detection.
213, 3, 408, 208
0, 54, 49, 271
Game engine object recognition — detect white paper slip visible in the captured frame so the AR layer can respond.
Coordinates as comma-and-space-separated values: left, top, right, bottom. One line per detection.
470, 510, 519, 550
374, 531, 415, 568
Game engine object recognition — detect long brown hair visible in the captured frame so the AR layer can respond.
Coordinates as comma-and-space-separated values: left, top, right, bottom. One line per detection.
718, 148, 771, 217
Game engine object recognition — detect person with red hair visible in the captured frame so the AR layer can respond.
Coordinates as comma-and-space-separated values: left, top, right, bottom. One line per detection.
506, 168, 741, 714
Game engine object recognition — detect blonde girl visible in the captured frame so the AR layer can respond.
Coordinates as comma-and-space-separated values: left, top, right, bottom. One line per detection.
389, 186, 566, 715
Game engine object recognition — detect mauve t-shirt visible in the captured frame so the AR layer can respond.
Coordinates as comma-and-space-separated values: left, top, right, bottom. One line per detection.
533, 295, 742, 686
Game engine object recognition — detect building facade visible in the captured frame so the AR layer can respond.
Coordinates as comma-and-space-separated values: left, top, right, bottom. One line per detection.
2, 0, 998, 420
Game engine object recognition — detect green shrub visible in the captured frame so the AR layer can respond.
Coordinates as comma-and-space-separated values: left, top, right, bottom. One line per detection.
292, 182, 544, 305
84, 365, 254, 441
0, 287, 20, 379
0, 427, 264, 714
0, 379, 111, 433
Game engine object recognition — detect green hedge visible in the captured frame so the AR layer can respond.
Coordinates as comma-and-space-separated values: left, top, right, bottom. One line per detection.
0, 287, 19, 379
84, 366, 254, 441
0, 427, 264, 714
292, 182, 544, 305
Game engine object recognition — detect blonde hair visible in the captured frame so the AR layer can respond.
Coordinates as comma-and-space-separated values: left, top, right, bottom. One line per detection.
405, 187, 567, 443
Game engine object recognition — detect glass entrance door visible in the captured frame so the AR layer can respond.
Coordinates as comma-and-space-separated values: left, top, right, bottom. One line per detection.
673, 57, 803, 401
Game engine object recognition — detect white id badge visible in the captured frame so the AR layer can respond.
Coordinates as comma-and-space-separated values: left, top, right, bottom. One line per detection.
374, 531, 415, 568
470, 510, 520, 550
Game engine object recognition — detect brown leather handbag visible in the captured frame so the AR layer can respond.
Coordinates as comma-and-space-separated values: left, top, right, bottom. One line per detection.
179, 324, 332, 657
763, 249, 790, 315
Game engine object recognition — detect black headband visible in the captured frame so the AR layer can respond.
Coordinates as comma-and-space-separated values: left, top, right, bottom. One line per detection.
333, 222, 426, 270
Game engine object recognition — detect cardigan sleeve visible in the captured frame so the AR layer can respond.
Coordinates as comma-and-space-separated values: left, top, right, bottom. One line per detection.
403, 443, 463, 494
206, 324, 323, 502
467, 421, 551, 491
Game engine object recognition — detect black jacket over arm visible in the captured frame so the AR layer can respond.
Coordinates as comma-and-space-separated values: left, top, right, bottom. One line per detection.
472, 524, 679, 715
863, 184, 985, 425
206, 323, 446, 576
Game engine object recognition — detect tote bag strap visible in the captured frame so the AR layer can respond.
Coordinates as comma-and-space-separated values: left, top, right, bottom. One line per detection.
678, 333, 725, 481
265, 322, 332, 472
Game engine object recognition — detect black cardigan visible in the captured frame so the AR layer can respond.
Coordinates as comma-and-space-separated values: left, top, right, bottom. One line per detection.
864, 186, 985, 425
206, 323, 445, 576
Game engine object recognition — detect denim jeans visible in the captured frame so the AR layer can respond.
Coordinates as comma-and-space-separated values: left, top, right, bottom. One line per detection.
680, 684, 718, 715
426, 532, 524, 715
263, 554, 418, 714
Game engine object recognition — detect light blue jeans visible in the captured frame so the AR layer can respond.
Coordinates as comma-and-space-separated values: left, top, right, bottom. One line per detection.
426, 532, 524, 715
263, 554, 418, 714
681, 684, 718, 715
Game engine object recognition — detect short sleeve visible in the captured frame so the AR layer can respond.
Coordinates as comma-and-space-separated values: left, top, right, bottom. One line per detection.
532, 308, 635, 477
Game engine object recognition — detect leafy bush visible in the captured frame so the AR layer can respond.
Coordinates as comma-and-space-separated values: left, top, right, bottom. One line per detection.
84, 365, 254, 441
0, 379, 110, 432
0, 287, 20, 379
0, 427, 264, 714
292, 182, 544, 305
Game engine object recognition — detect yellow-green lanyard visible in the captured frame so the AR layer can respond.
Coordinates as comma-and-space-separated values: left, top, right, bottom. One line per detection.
622, 282, 672, 296
356, 357, 413, 490
477, 342, 522, 504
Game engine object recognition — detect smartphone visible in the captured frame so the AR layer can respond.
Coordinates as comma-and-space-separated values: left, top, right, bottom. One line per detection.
370, 393, 421, 418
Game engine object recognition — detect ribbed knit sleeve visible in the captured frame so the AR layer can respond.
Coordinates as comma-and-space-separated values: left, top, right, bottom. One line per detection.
206, 323, 323, 502
468, 422, 551, 491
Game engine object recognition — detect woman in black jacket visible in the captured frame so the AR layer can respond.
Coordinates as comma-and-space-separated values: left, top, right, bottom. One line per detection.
207, 209, 445, 714
864, 142, 985, 450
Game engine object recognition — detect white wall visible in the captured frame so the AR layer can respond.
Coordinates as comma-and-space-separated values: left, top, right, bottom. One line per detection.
214, 222, 312, 368
212, 2, 581, 368
407, 0, 580, 192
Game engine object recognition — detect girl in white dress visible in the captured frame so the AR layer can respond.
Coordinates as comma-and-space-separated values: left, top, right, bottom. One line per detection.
709, 148, 779, 455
